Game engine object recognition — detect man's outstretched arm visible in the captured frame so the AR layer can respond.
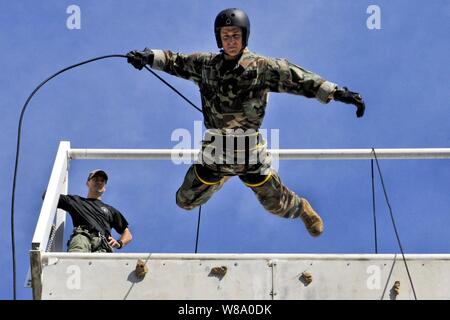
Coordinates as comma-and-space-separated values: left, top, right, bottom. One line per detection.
126, 48, 211, 84
266, 59, 365, 117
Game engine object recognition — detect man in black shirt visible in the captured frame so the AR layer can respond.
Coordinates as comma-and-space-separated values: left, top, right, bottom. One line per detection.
58, 169, 132, 252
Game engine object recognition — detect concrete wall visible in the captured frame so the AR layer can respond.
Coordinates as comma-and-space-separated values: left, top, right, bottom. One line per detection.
35, 253, 450, 300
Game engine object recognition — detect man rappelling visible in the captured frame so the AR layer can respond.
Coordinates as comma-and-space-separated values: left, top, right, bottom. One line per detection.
126, 8, 365, 237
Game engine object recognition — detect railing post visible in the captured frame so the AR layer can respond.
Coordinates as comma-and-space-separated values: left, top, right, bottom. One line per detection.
52, 169, 68, 252
32, 141, 70, 251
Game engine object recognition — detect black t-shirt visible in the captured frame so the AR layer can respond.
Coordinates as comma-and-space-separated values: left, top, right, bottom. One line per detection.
58, 195, 128, 237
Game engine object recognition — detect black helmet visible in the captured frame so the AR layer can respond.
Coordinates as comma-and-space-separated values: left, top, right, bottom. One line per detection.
214, 8, 250, 48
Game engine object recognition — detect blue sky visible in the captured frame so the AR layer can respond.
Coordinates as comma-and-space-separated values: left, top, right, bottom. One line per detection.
1, 0, 449, 300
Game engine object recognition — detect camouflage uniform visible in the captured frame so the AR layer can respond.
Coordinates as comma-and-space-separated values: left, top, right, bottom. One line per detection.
150, 48, 336, 236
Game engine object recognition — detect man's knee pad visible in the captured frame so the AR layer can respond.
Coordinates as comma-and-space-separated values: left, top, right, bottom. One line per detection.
193, 164, 223, 185
240, 171, 273, 187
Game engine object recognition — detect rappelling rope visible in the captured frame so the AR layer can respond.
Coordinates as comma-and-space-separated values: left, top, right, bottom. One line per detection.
372, 148, 417, 300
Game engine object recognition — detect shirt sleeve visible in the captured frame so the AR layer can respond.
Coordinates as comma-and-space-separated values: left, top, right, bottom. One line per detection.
111, 209, 129, 235
150, 50, 212, 84
57, 194, 72, 211
264, 57, 337, 104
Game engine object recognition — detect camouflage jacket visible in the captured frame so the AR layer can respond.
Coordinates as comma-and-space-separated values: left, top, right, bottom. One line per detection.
150, 48, 337, 130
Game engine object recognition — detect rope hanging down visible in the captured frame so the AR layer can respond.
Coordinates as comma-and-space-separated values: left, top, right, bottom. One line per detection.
11, 54, 203, 299
195, 206, 202, 253
371, 148, 417, 300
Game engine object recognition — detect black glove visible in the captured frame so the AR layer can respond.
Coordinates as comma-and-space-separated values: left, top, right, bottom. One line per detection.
126, 48, 154, 70
334, 87, 366, 118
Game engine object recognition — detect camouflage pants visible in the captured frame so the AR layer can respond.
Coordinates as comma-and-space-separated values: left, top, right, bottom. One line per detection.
67, 226, 108, 253
176, 164, 303, 219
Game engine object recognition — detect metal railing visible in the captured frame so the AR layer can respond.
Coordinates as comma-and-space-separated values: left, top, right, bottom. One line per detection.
33, 141, 450, 254
69, 147, 450, 160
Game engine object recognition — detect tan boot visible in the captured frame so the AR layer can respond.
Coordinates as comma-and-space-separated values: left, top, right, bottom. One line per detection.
299, 198, 323, 237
